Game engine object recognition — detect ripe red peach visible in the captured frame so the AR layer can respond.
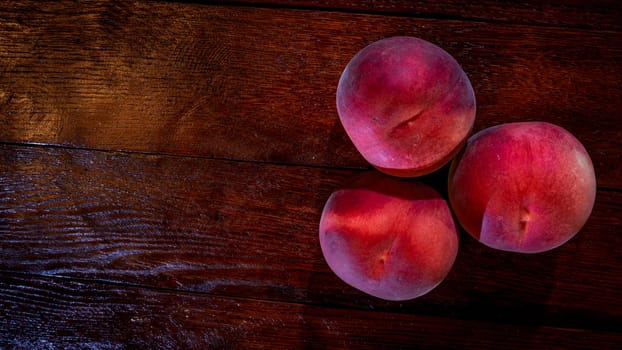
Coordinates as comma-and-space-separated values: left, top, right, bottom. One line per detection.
448, 122, 597, 253
336, 36, 476, 177
319, 171, 459, 301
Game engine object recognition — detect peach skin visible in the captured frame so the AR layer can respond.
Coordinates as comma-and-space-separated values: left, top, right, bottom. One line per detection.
448, 122, 597, 253
319, 171, 459, 301
337, 36, 476, 177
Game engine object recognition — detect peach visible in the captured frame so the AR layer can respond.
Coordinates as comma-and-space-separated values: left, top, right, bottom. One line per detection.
319, 171, 459, 301
448, 122, 597, 253
336, 36, 476, 177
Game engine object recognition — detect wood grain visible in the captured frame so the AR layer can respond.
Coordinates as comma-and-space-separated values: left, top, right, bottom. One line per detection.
1, 272, 621, 349
1, 1, 621, 347
1, 144, 620, 331
0, 1, 621, 188
203, 0, 622, 31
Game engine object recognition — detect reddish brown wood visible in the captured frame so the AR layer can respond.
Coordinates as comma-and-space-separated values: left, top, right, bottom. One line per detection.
0, 1, 620, 188
1, 1, 621, 348
1, 272, 621, 349
203, 0, 622, 31
1, 144, 620, 332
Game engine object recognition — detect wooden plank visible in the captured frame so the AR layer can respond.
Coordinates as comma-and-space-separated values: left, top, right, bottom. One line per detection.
0, 2, 621, 188
204, 0, 622, 31
1, 144, 620, 331
1, 272, 621, 349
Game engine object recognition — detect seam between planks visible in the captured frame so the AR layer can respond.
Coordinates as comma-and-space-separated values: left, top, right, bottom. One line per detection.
1, 140, 620, 193
0, 269, 619, 333
169, 0, 622, 34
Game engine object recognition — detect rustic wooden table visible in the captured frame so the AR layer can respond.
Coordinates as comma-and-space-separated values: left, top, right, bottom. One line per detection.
1, 1, 621, 348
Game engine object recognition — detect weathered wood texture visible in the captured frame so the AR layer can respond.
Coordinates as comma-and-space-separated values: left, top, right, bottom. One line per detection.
1, 144, 620, 333
2, 273, 622, 350
1, 2, 621, 188
1, 1, 621, 348
204, 0, 622, 31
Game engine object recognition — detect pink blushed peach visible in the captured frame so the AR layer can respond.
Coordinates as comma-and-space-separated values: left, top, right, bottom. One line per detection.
319, 171, 459, 301
448, 122, 597, 253
336, 36, 476, 177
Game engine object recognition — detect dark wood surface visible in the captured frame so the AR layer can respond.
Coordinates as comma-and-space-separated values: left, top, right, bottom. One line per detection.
1, 1, 620, 348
